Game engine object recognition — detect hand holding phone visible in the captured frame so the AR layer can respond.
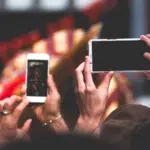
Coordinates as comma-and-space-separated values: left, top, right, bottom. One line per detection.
26, 53, 49, 103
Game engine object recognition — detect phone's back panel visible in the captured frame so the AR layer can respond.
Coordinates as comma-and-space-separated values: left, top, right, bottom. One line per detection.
90, 39, 150, 72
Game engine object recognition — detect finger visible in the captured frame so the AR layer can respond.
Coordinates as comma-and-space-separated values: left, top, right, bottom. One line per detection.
0, 98, 9, 107
140, 35, 150, 46
20, 85, 26, 97
21, 119, 32, 135
84, 56, 96, 89
47, 74, 58, 94
144, 52, 150, 60
75, 62, 85, 92
100, 71, 115, 91
144, 71, 150, 75
12, 98, 29, 122
3, 95, 22, 112
144, 71, 150, 79
146, 34, 150, 38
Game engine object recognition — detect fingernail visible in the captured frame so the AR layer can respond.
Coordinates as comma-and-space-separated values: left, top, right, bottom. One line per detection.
140, 35, 145, 38
144, 52, 149, 56
110, 71, 115, 74
85, 56, 88, 60
28, 119, 32, 122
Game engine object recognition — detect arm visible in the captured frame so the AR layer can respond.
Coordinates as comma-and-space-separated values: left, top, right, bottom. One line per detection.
74, 56, 114, 135
33, 75, 69, 133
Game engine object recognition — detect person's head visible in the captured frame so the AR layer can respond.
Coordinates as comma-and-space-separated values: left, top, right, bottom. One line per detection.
100, 104, 150, 150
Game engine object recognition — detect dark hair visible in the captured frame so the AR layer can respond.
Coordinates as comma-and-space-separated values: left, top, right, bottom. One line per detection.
131, 120, 150, 150
100, 104, 150, 150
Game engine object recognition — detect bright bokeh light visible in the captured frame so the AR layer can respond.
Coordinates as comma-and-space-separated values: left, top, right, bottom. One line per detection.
39, 0, 69, 11
5, 0, 33, 10
74, 0, 96, 9
4, 0, 94, 11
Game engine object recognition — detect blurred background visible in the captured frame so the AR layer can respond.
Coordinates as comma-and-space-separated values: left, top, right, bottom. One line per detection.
0, 0, 150, 110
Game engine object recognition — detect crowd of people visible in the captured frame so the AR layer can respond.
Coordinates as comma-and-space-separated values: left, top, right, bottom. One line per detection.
0, 34, 150, 150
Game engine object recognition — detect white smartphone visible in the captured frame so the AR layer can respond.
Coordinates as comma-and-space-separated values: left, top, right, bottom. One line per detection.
26, 53, 50, 103
89, 38, 150, 72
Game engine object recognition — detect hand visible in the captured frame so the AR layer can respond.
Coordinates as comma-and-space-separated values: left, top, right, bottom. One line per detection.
140, 34, 150, 79
0, 95, 31, 144
75, 56, 114, 134
34, 75, 61, 121
22, 75, 69, 133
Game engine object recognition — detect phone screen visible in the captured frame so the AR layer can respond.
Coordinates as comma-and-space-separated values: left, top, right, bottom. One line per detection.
27, 60, 48, 97
91, 40, 150, 71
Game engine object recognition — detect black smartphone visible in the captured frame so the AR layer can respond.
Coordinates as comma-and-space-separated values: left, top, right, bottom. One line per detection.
89, 39, 150, 72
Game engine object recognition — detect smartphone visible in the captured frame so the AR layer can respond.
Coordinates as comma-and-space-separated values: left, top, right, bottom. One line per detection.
89, 38, 150, 72
26, 53, 49, 103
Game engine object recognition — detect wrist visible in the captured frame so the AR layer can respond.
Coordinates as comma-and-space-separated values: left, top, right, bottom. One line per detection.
48, 117, 69, 133
34, 106, 69, 133
35, 105, 61, 122
43, 114, 62, 126
75, 115, 101, 134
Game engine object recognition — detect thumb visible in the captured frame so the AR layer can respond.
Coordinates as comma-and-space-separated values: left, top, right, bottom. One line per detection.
140, 35, 150, 47
20, 84, 26, 97
144, 52, 150, 60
